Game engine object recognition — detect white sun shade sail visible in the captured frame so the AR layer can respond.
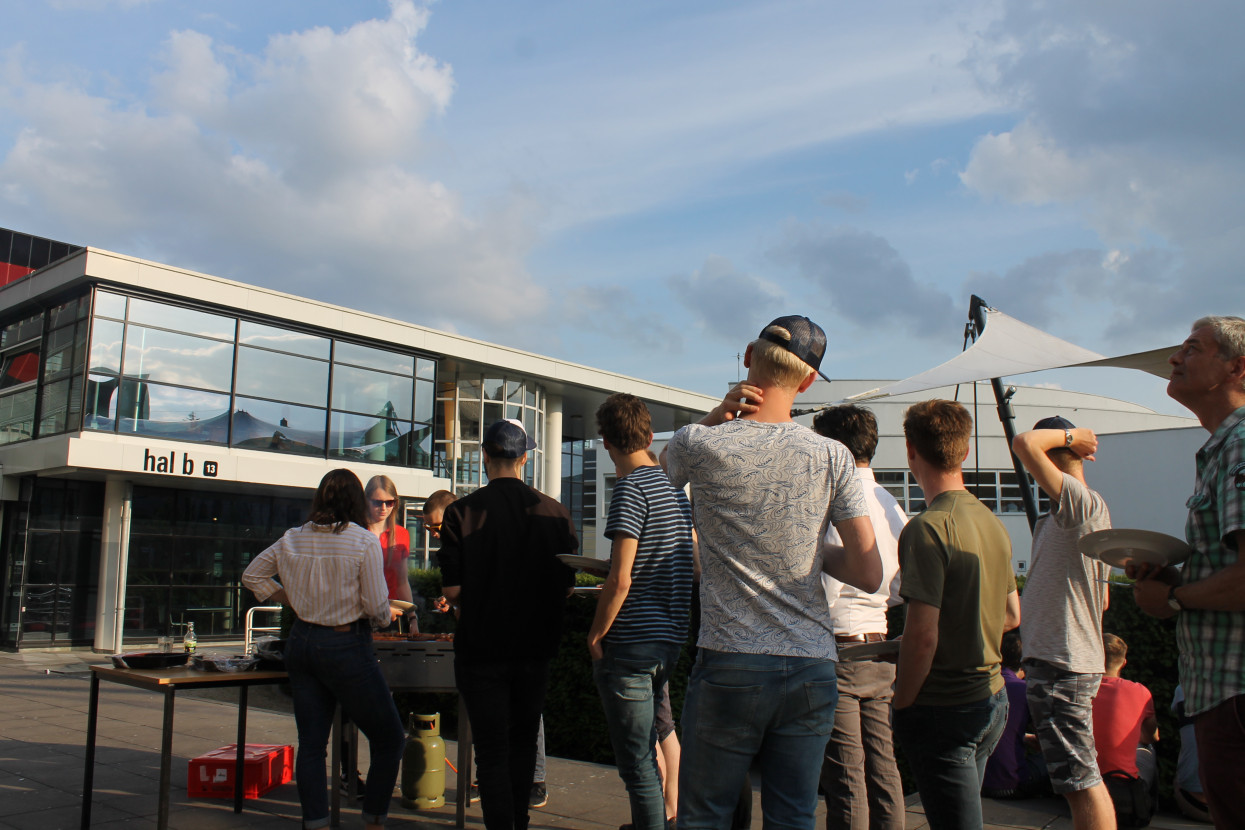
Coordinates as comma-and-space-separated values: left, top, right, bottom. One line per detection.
848, 308, 1176, 403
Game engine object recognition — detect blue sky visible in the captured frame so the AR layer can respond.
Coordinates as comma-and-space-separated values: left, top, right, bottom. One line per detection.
4, 0, 1242, 416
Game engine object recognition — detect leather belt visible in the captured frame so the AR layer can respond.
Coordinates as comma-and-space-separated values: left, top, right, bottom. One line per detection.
304, 619, 368, 633
835, 632, 887, 644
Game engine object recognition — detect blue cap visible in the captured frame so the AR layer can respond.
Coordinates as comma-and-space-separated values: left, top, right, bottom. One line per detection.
483, 418, 537, 458
1033, 415, 1076, 431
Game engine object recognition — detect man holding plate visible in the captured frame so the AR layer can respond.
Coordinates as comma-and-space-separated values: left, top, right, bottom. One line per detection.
1132, 315, 1245, 829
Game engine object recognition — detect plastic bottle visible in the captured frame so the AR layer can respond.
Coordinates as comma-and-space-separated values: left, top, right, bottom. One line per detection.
183, 622, 197, 653
400, 713, 445, 809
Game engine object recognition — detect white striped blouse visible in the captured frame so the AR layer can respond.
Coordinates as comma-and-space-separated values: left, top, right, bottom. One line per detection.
242, 522, 391, 629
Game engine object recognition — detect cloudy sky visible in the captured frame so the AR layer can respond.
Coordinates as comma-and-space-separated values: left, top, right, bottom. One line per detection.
3, 0, 1241, 416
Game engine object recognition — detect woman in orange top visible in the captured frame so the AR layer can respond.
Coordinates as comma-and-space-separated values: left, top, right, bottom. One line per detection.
365, 474, 417, 632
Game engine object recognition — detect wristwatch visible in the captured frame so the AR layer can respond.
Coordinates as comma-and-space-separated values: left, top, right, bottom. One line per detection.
1063, 429, 1074, 448
1167, 585, 1184, 612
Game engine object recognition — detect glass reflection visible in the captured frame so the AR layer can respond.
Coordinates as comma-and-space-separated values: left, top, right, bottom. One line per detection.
233, 397, 326, 456
335, 341, 412, 375
414, 379, 434, 423
331, 364, 412, 420
127, 297, 235, 340
116, 383, 231, 444
236, 346, 329, 407
93, 291, 127, 320
329, 411, 413, 463
123, 325, 234, 391
88, 318, 124, 374
239, 321, 330, 359
0, 387, 36, 444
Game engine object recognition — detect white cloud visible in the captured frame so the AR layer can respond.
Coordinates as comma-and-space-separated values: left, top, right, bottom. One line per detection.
0, 0, 547, 335
960, 0, 1245, 347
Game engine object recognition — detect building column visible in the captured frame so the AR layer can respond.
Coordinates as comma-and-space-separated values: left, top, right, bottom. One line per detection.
543, 395, 563, 500
94, 479, 132, 653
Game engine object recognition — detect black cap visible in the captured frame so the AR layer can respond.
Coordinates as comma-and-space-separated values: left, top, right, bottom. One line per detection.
482, 418, 537, 458
758, 315, 828, 372
1033, 415, 1076, 431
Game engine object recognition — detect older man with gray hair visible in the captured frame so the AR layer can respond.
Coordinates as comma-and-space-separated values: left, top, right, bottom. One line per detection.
1132, 315, 1245, 829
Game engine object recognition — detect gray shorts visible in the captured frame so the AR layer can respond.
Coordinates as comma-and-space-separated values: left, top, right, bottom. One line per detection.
1024, 660, 1103, 793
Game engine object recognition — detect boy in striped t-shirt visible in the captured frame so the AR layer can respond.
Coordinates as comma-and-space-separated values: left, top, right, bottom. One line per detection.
588, 393, 694, 830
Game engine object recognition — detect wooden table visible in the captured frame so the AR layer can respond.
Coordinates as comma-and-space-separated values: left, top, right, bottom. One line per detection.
81, 664, 290, 830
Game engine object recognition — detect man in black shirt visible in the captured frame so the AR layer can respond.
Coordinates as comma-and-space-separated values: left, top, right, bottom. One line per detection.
438, 419, 577, 830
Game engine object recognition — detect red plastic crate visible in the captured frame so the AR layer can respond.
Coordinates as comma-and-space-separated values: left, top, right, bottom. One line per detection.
188, 744, 293, 799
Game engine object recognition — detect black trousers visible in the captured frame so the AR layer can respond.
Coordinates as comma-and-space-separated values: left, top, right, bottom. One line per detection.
455, 656, 550, 830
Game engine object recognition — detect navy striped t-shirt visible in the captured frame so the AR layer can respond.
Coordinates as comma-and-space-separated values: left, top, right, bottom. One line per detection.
604, 464, 695, 644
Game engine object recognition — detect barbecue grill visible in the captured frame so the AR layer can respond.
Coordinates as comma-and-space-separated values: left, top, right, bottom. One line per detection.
372, 636, 456, 692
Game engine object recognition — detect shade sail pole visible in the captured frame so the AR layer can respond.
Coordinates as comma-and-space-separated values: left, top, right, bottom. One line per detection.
970, 295, 1038, 531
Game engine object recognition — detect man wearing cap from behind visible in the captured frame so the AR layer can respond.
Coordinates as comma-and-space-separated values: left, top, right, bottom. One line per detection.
1012, 418, 1115, 830
437, 419, 577, 830
662, 315, 882, 828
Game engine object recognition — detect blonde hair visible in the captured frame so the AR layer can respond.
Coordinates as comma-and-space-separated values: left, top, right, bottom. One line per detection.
748, 325, 815, 389
365, 474, 401, 534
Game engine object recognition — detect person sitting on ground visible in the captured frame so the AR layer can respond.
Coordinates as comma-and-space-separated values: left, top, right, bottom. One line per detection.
1092, 633, 1159, 827
982, 629, 1049, 800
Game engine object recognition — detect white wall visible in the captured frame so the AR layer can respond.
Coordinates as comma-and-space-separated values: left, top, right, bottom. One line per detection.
1093, 427, 1205, 538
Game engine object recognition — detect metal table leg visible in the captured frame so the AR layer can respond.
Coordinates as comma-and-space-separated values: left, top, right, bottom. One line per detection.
234, 686, 249, 813
80, 671, 100, 829
158, 688, 175, 830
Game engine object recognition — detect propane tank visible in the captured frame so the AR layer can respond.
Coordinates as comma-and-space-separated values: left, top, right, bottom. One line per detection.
400, 712, 446, 809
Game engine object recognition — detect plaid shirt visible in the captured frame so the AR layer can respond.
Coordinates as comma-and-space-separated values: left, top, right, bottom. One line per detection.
1178, 404, 1245, 716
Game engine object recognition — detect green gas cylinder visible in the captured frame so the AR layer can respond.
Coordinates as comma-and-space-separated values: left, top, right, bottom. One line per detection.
400, 712, 446, 809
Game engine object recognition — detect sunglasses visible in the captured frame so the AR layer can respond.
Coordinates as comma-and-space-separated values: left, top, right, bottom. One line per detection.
370, 498, 396, 509
422, 519, 442, 532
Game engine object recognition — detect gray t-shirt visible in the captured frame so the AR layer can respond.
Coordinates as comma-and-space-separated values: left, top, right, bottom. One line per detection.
1020, 473, 1112, 673
666, 420, 868, 659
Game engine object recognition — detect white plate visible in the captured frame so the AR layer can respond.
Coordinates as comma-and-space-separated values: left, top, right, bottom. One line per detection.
1077, 529, 1192, 569
557, 554, 611, 575
389, 600, 415, 612
836, 640, 900, 661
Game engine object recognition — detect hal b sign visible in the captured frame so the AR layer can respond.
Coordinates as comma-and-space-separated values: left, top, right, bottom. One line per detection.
142, 449, 219, 478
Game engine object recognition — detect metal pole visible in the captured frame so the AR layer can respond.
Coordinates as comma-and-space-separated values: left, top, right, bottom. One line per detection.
969, 296, 1039, 531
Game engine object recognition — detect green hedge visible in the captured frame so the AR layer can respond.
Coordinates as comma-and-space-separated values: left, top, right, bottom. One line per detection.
395, 566, 1184, 809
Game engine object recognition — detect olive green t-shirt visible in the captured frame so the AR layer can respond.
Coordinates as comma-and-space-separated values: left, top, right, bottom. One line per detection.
898, 489, 1017, 706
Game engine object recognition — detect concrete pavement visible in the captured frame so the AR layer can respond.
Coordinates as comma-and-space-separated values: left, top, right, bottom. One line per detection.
0, 649, 1205, 830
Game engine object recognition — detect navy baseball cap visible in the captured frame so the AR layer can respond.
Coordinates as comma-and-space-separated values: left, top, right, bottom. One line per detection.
483, 418, 537, 458
1033, 415, 1076, 431
758, 315, 828, 373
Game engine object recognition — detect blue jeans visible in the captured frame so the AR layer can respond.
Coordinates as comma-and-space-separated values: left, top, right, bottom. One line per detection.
286, 620, 406, 828
593, 640, 683, 830
893, 688, 1008, 830
455, 657, 550, 830
678, 649, 839, 829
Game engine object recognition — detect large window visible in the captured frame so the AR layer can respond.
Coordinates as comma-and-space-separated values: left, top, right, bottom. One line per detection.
0, 310, 44, 444
877, 469, 1050, 516
1, 478, 104, 647
434, 375, 544, 493
124, 486, 307, 643
73, 290, 437, 468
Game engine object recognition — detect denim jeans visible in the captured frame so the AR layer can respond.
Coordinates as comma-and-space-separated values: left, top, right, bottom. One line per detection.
285, 620, 406, 829
593, 640, 683, 830
678, 649, 839, 829
893, 688, 1008, 830
455, 656, 551, 830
